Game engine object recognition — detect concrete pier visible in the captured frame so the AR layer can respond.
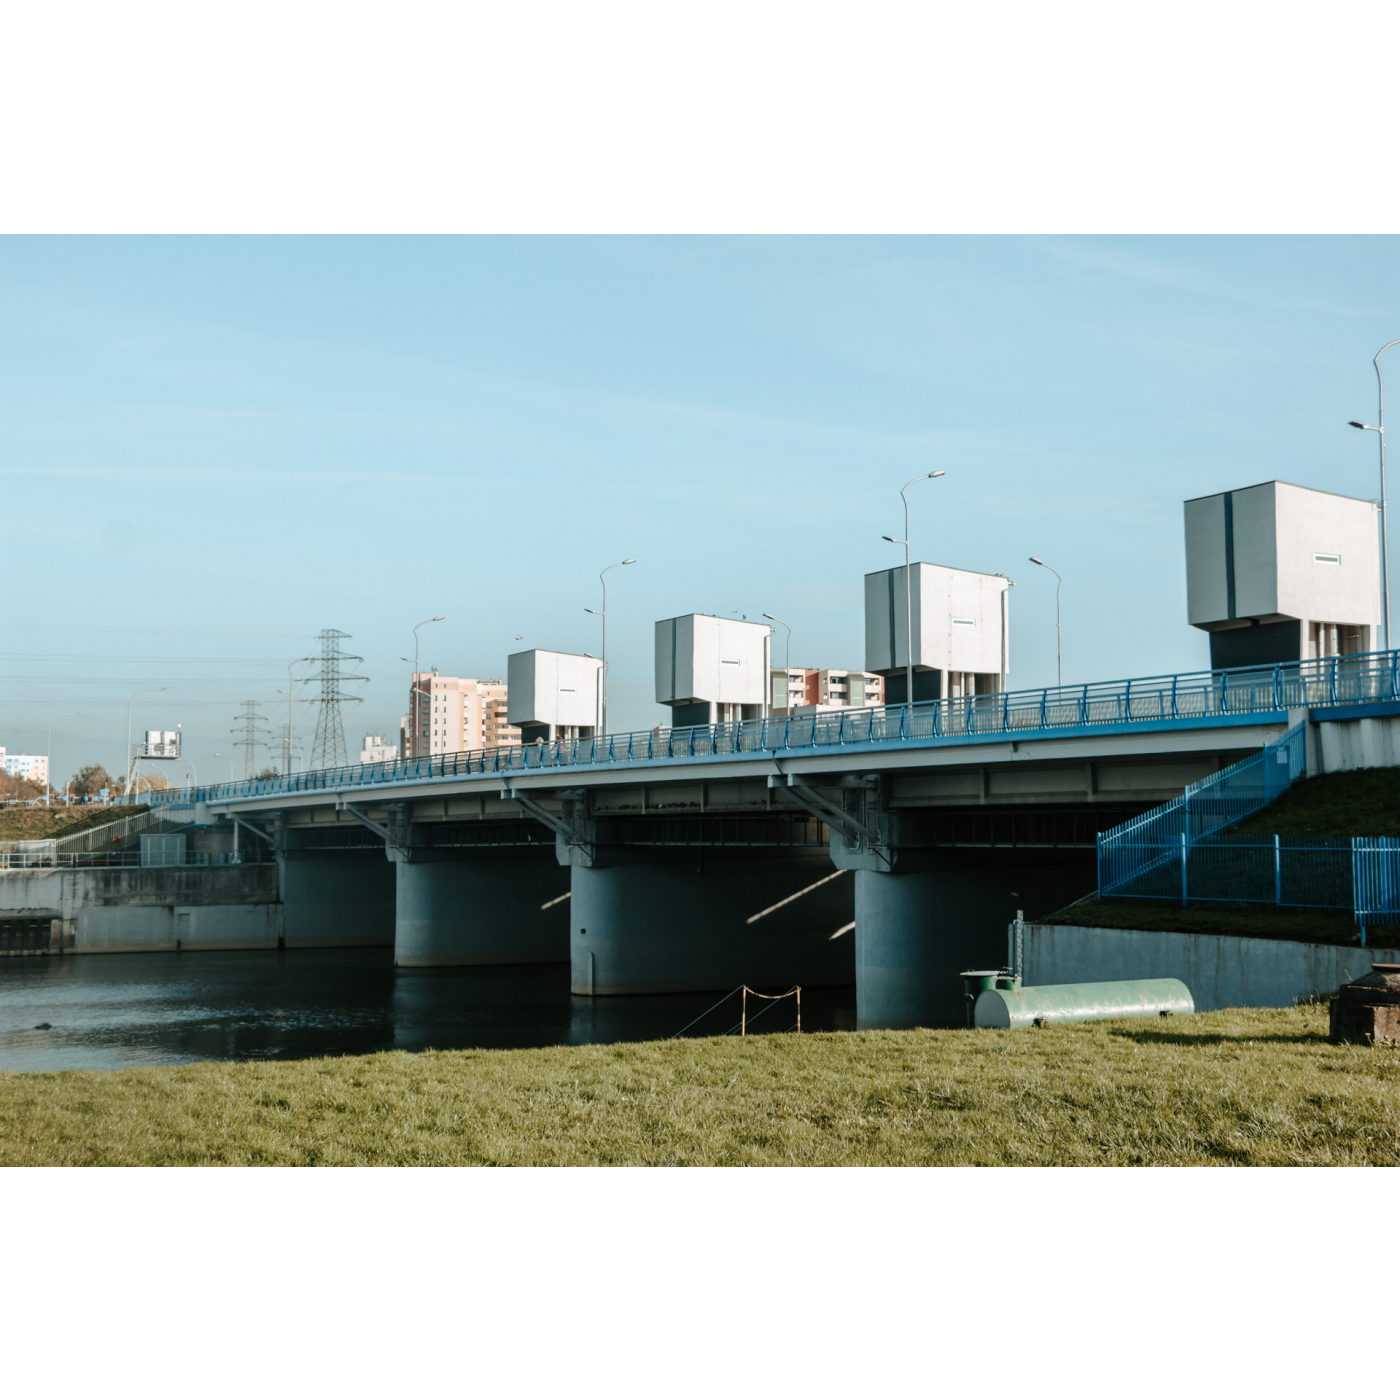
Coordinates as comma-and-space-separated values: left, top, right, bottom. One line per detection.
278, 849, 395, 949
567, 846, 854, 995
393, 848, 570, 967
852, 853, 1096, 1028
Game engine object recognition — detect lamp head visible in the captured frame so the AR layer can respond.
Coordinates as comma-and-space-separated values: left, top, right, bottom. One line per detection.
1030, 556, 1045, 566
622, 558, 637, 565
929, 470, 946, 478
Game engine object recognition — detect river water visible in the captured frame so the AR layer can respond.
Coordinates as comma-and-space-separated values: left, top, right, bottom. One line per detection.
0, 949, 857, 1072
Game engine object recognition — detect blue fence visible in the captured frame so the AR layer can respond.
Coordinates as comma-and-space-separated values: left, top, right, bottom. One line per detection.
132, 648, 1400, 810
1098, 722, 1307, 897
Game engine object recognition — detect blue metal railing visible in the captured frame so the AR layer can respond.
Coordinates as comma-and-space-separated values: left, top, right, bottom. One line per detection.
1098, 721, 1307, 897
132, 648, 1400, 810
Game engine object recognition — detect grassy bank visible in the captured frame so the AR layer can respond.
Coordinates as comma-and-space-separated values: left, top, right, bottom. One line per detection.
0, 804, 144, 843
1039, 896, 1366, 945
2, 1007, 1397, 1166
1233, 768, 1400, 839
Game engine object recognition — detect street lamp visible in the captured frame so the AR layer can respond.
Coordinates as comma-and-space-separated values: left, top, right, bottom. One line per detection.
883, 471, 946, 707
214, 752, 235, 781
1349, 338, 1399, 651
125, 687, 167, 799
46, 711, 80, 806
284, 655, 316, 774
409, 616, 445, 757
1029, 557, 1064, 689
762, 613, 792, 713
586, 559, 636, 736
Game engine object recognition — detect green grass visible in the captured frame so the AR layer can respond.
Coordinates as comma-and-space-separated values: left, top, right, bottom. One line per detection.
0, 804, 145, 843
2, 1007, 1397, 1165
1233, 768, 1400, 839
1040, 896, 1368, 945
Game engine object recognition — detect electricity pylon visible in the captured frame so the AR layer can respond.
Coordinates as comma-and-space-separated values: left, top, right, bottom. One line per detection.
231, 700, 273, 779
307, 629, 367, 770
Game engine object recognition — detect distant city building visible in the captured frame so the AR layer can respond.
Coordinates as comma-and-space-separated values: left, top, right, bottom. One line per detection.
359, 734, 398, 764
0, 749, 48, 785
401, 671, 521, 758
1184, 480, 1381, 669
771, 668, 885, 714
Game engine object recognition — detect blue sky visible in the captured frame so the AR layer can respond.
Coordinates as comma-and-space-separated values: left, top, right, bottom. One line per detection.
3, 235, 1398, 786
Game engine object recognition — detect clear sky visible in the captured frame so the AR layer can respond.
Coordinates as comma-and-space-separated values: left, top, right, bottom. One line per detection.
3, 235, 1398, 787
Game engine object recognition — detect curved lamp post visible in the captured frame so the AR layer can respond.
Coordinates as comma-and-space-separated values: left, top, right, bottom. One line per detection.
1349, 338, 1400, 651
883, 471, 946, 706
1029, 557, 1064, 689
284, 654, 316, 774
409, 616, 445, 756
586, 559, 636, 736
46, 711, 81, 806
763, 613, 792, 712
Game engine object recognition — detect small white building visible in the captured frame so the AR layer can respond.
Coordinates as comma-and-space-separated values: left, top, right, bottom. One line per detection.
0, 749, 48, 785
864, 563, 1012, 703
656, 614, 770, 726
360, 734, 398, 764
1184, 480, 1381, 668
507, 649, 603, 743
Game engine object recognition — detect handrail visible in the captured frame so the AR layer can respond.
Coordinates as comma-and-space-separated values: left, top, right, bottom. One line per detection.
126, 647, 1400, 809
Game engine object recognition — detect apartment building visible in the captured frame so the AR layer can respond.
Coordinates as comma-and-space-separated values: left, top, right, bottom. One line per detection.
770, 668, 885, 714
400, 671, 522, 758
359, 735, 399, 764
0, 749, 49, 785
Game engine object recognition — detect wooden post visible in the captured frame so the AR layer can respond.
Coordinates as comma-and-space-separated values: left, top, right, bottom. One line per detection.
740, 986, 747, 1037
795, 986, 801, 1034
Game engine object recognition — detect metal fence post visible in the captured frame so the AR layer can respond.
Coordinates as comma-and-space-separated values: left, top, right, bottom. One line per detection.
1180, 832, 1188, 905
1274, 834, 1281, 906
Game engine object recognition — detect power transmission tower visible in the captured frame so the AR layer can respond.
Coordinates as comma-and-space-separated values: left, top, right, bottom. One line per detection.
231, 700, 273, 779
307, 629, 367, 770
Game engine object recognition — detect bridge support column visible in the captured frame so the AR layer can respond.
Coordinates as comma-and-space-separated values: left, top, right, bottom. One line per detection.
277, 849, 396, 948
393, 847, 569, 967
848, 852, 1095, 1028
566, 846, 853, 995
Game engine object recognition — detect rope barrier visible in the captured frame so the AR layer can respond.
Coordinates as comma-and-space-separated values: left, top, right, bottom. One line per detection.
669, 984, 803, 1038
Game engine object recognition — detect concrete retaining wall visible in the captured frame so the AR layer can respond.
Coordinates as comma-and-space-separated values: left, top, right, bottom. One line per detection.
1024, 921, 1400, 1011
1316, 712, 1400, 773
0, 865, 282, 953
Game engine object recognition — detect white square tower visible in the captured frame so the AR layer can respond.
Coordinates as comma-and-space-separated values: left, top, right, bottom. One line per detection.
1183, 481, 1380, 668
655, 614, 770, 726
507, 649, 602, 743
865, 564, 1011, 703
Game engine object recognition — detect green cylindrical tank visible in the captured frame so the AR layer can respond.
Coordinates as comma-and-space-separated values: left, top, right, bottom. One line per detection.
973, 978, 1194, 1029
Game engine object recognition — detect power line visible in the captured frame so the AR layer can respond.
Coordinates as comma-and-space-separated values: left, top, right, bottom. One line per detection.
306, 630, 367, 770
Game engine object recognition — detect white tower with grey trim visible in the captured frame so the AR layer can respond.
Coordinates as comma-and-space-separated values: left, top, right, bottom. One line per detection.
864, 564, 1011, 704
1183, 480, 1381, 668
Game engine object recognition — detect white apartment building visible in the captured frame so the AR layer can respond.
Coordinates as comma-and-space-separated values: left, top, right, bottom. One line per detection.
0, 749, 49, 785
359, 735, 399, 764
771, 668, 885, 714
401, 672, 522, 759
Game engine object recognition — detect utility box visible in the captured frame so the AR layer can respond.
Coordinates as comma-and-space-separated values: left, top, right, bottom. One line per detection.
140, 730, 180, 759
865, 564, 1011, 703
655, 614, 770, 726
140, 833, 186, 867
507, 649, 601, 744
1184, 480, 1381, 669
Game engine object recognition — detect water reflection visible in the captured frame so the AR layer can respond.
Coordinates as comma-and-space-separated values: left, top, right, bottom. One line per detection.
0, 948, 856, 1073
